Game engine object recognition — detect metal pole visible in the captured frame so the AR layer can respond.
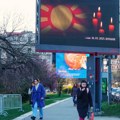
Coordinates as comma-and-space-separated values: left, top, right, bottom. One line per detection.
87, 55, 95, 111
99, 57, 102, 112
36, 0, 40, 44
108, 56, 112, 104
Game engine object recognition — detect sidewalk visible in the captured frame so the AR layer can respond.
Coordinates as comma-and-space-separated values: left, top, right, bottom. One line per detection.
14, 98, 120, 120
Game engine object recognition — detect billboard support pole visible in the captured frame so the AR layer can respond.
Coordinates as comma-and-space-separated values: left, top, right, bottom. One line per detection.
87, 55, 96, 111
107, 56, 112, 105
36, 0, 40, 45
87, 54, 102, 113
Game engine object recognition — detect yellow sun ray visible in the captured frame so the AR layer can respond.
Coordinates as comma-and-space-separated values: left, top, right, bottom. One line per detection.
75, 14, 86, 19
41, 5, 49, 12
73, 23, 86, 32
41, 17, 48, 22
71, 5, 78, 11
41, 25, 52, 33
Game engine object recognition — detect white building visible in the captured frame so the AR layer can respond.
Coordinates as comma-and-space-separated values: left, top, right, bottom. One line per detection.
0, 31, 53, 65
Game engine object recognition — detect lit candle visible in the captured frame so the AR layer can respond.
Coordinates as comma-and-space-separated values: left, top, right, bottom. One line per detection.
99, 22, 105, 35
109, 17, 115, 32
92, 12, 98, 27
97, 7, 102, 19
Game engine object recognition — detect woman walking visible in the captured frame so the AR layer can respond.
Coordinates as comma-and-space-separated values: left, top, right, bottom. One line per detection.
71, 83, 78, 106
28, 81, 34, 104
31, 79, 46, 120
77, 80, 93, 120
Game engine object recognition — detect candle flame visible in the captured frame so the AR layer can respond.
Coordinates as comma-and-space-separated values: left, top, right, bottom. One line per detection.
110, 17, 113, 24
98, 7, 101, 11
100, 21, 103, 28
93, 12, 96, 18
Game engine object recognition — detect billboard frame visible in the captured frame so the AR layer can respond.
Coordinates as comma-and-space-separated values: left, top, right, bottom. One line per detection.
36, 0, 120, 55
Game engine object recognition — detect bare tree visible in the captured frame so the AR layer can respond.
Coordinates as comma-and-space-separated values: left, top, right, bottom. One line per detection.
0, 15, 59, 99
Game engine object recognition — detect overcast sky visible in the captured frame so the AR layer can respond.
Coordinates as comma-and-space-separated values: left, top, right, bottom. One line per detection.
0, 0, 36, 32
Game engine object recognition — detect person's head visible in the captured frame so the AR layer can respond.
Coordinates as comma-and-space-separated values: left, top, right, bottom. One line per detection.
32, 81, 34, 86
34, 79, 39, 85
74, 83, 77, 88
81, 80, 87, 88
77, 82, 81, 88
37, 79, 40, 83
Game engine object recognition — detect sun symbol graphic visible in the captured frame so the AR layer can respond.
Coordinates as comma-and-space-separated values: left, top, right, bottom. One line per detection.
41, 5, 86, 33
64, 53, 87, 70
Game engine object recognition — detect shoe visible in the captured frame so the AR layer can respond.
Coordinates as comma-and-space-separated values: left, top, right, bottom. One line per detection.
31, 116, 36, 120
40, 117, 43, 119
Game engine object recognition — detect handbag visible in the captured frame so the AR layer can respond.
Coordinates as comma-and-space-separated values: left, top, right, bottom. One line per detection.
89, 112, 94, 120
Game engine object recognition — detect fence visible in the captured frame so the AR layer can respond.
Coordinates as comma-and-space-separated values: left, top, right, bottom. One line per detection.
0, 94, 23, 116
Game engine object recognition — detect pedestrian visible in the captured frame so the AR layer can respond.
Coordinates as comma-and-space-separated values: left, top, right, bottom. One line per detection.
77, 80, 93, 120
77, 82, 81, 89
31, 79, 46, 120
28, 81, 34, 104
71, 83, 78, 106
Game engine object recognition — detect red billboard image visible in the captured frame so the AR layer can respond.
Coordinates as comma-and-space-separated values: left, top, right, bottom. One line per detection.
41, 5, 87, 33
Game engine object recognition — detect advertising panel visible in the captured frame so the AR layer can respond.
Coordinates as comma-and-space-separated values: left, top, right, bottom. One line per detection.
56, 53, 87, 78
36, 0, 119, 54
102, 78, 107, 94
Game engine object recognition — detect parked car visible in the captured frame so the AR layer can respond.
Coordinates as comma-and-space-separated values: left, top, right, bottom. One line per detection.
111, 88, 119, 102
112, 88, 118, 96
114, 90, 120, 102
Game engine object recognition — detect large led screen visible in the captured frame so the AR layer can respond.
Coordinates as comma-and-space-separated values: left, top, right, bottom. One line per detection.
56, 53, 87, 78
36, 0, 119, 54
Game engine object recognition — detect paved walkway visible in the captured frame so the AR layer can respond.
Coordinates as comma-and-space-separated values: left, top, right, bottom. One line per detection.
14, 98, 120, 120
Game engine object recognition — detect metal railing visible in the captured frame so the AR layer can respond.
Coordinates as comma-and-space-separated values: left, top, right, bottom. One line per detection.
0, 94, 23, 116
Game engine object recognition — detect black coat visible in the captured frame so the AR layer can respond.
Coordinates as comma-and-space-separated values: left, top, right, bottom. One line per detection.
71, 87, 78, 96
77, 88, 93, 118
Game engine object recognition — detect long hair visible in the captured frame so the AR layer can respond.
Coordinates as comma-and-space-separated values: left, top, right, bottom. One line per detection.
81, 80, 88, 88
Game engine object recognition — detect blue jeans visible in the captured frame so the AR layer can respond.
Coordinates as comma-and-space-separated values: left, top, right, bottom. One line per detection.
32, 102, 43, 118
73, 96, 77, 104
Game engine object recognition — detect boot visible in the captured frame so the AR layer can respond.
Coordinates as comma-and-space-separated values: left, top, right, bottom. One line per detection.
31, 116, 36, 120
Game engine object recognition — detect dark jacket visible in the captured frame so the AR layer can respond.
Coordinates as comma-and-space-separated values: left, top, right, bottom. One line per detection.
77, 88, 93, 118
71, 87, 78, 96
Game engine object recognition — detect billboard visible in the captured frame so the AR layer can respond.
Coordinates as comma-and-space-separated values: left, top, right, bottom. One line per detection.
56, 53, 87, 78
36, 0, 119, 54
